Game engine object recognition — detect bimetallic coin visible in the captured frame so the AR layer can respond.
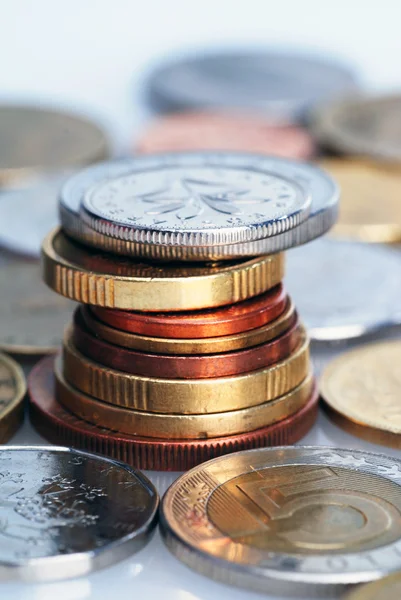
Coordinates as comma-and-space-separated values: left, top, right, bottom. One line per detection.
42, 228, 284, 311
0, 446, 158, 581
29, 357, 318, 471
345, 572, 401, 600
286, 239, 401, 341
146, 52, 358, 121
0, 353, 26, 442
0, 252, 75, 354
321, 340, 401, 448
161, 446, 401, 595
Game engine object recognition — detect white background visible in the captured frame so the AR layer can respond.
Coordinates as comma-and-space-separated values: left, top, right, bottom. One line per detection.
1, 1, 401, 598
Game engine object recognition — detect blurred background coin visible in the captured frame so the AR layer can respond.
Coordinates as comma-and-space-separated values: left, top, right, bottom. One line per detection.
0, 352, 26, 442
345, 571, 401, 600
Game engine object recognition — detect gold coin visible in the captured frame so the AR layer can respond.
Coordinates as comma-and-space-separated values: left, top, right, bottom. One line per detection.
62, 327, 310, 413
0, 105, 110, 187
55, 359, 313, 439
42, 228, 285, 311
345, 572, 401, 600
0, 352, 26, 442
320, 340, 401, 448
0, 252, 76, 354
319, 158, 401, 243
81, 301, 297, 355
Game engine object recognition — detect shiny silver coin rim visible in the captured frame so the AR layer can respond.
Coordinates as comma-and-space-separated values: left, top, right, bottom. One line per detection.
80, 152, 311, 246
161, 446, 401, 595
0, 446, 159, 582
286, 239, 401, 341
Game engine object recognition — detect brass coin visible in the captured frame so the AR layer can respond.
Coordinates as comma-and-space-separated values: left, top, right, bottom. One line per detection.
0, 252, 75, 354
42, 228, 285, 311
320, 158, 401, 243
62, 327, 310, 413
0, 352, 26, 442
345, 572, 401, 600
56, 359, 313, 439
81, 300, 297, 355
320, 340, 401, 448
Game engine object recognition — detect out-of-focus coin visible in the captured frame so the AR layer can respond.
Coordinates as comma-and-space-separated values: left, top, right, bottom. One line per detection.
42, 228, 284, 310
321, 340, 401, 448
161, 446, 401, 595
146, 52, 358, 121
312, 94, 401, 162
286, 239, 401, 341
136, 112, 316, 159
29, 356, 319, 471
320, 158, 401, 243
0, 445, 158, 581
0, 352, 26, 442
0, 252, 75, 354
345, 572, 401, 600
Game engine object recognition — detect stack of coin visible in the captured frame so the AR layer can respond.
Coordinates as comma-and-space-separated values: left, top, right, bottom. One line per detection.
30, 151, 339, 470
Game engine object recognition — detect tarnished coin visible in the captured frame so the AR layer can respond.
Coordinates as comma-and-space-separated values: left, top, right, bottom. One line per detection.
0, 446, 158, 581
286, 239, 401, 341
0, 352, 26, 442
312, 94, 401, 162
345, 571, 401, 599
161, 446, 401, 595
321, 340, 401, 448
0, 252, 75, 354
146, 52, 358, 121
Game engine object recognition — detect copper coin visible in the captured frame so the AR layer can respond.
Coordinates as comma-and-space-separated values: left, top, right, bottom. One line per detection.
91, 285, 287, 339
72, 309, 301, 379
136, 112, 316, 160
29, 356, 319, 471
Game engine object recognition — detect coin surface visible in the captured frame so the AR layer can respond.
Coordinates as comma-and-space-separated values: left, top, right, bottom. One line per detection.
0, 252, 75, 354
0, 352, 26, 442
29, 356, 318, 470
0, 446, 158, 581
320, 158, 401, 243
345, 571, 401, 600
146, 52, 357, 121
321, 340, 401, 448
42, 228, 284, 310
60, 155, 338, 260
286, 239, 401, 340
161, 446, 401, 594
312, 94, 401, 162
81, 152, 311, 246
136, 112, 316, 159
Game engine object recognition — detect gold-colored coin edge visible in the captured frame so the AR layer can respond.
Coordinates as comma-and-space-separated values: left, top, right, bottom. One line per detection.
344, 571, 401, 600
0, 352, 26, 442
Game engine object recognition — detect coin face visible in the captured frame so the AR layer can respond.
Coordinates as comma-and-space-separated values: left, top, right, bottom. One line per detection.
0, 253, 76, 353
0, 353, 26, 442
346, 571, 401, 600
286, 239, 401, 340
0, 446, 158, 581
81, 153, 310, 246
161, 447, 401, 594
146, 52, 358, 120
321, 340, 401, 447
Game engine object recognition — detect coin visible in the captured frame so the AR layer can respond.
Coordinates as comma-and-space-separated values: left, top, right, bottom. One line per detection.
81, 152, 311, 247
161, 446, 401, 595
81, 300, 297, 355
92, 284, 287, 338
320, 158, 401, 243
286, 239, 401, 340
0, 352, 26, 442
345, 571, 401, 599
321, 340, 401, 448
0, 445, 158, 581
146, 52, 357, 121
71, 310, 301, 379
312, 94, 401, 162
60, 155, 338, 260
29, 356, 318, 470
42, 228, 284, 310
0, 252, 76, 354
136, 112, 316, 159
62, 326, 309, 413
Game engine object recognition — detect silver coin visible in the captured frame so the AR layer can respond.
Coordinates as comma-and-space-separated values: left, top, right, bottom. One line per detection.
0, 446, 158, 581
286, 239, 401, 341
161, 446, 401, 596
146, 52, 358, 121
